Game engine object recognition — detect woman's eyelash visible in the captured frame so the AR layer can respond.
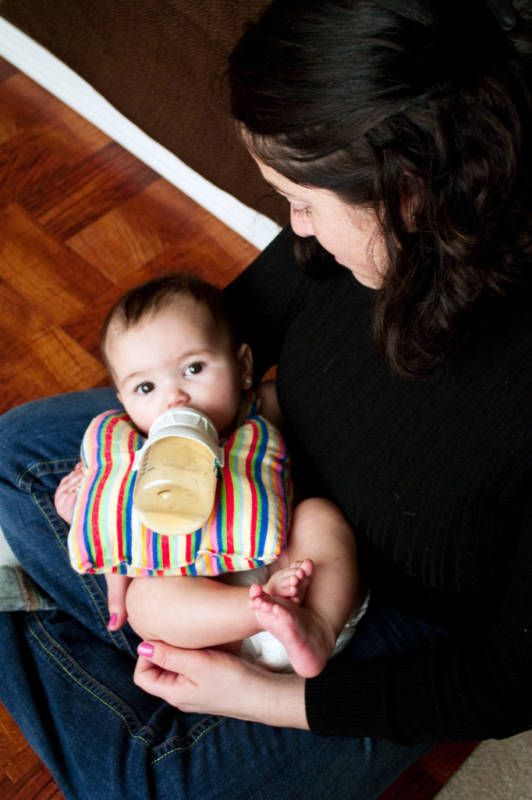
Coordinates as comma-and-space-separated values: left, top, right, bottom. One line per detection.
291, 205, 311, 216
273, 187, 311, 216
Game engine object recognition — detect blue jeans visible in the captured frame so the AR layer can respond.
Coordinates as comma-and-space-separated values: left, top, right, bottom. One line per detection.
0, 390, 442, 800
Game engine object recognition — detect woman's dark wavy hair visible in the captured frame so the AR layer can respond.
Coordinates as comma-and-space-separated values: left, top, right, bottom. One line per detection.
229, 0, 532, 376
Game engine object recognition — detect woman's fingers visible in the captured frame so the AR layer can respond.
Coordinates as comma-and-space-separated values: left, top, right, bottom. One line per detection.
133, 641, 309, 728
133, 644, 206, 708
133, 643, 246, 712
135, 642, 204, 686
105, 573, 132, 630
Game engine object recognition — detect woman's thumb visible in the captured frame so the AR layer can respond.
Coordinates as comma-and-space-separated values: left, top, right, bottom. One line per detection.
137, 640, 204, 674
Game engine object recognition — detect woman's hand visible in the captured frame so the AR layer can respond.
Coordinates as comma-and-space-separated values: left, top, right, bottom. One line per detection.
133, 641, 309, 729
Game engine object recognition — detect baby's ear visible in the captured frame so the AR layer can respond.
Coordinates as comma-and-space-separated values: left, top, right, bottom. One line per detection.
238, 343, 253, 389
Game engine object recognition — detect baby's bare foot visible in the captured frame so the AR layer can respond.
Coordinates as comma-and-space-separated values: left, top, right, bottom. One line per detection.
248, 584, 331, 678
264, 558, 314, 603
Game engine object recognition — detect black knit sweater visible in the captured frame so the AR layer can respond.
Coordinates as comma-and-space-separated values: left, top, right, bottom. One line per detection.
225, 227, 532, 744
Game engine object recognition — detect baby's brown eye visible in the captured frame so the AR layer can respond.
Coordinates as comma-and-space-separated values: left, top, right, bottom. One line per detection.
135, 382, 155, 395
185, 362, 204, 376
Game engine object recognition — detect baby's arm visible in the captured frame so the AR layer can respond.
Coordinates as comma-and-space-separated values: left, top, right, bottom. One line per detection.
256, 379, 283, 429
54, 462, 84, 524
55, 459, 130, 632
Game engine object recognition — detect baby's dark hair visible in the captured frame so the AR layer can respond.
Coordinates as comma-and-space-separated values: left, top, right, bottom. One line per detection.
100, 273, 239, 374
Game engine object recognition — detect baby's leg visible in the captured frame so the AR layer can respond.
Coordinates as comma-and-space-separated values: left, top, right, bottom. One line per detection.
250, 497, 360, 678
126, 574, 262, 649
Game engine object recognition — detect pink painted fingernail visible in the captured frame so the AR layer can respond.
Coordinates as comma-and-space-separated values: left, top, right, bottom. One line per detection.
107, 613, 117, 630
137, 642, 154, 657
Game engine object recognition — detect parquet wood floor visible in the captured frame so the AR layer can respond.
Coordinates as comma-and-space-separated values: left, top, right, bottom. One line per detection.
0, 56, 475, 799
0, 58, 257, 419
0, 55, 257, 800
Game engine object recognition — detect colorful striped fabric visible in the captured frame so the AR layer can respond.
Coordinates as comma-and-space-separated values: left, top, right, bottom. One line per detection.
68, 398, 292, 576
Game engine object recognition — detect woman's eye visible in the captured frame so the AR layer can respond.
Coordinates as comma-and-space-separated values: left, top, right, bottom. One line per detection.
184, 362, 204, 376
135, 381, 155, 395
291, 204, 311, 217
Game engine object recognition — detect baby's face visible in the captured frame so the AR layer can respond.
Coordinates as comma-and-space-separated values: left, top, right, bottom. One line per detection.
106, 300, 252, 436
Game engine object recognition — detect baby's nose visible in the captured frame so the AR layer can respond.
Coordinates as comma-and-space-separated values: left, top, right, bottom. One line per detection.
166, 387, 190, 408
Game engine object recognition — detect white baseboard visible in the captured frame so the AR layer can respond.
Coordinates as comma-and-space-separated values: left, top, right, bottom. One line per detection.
0, 17, 280, 250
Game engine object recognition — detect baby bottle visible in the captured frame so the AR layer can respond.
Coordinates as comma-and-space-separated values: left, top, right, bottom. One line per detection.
132, 408, 224, 535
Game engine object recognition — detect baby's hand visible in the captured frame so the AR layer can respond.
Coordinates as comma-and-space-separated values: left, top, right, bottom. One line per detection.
105, 572, 132, 631
54, 462, 84, 524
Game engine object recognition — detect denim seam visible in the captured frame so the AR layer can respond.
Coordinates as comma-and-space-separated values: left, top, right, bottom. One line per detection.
32, 489, 134, 655
17, 458, 80, 491
27, 613, 151, 744
28, 613, 226, 757
16, 456, 225, 755
150, 717, 225, 763
33, 489, 106, 611
17, 457, 133, 652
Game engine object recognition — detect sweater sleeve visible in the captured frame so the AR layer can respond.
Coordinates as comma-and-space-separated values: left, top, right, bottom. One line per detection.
224, 226, 311, 379
306, 488, 532, 743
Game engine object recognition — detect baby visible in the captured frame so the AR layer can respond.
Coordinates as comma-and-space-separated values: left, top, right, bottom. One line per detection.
55, 274, 361, 678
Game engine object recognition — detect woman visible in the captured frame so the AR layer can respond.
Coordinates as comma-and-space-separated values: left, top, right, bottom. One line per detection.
1, 1, 531, 798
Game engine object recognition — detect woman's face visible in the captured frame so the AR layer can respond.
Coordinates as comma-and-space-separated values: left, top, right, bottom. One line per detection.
254, 158, 387, 288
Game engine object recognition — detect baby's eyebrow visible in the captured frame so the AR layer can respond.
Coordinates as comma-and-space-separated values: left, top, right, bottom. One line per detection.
179, 349, 215, 360
121, 370, 148, 387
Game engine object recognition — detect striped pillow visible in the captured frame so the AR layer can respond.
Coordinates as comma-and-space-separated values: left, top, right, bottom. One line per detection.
68, 401, 292, 576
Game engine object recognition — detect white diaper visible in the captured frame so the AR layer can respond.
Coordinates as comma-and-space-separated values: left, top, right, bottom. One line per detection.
226, 566, 370, 672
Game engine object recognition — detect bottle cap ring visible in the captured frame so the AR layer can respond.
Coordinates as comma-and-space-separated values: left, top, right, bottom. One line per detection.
133, 407, 224, 471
